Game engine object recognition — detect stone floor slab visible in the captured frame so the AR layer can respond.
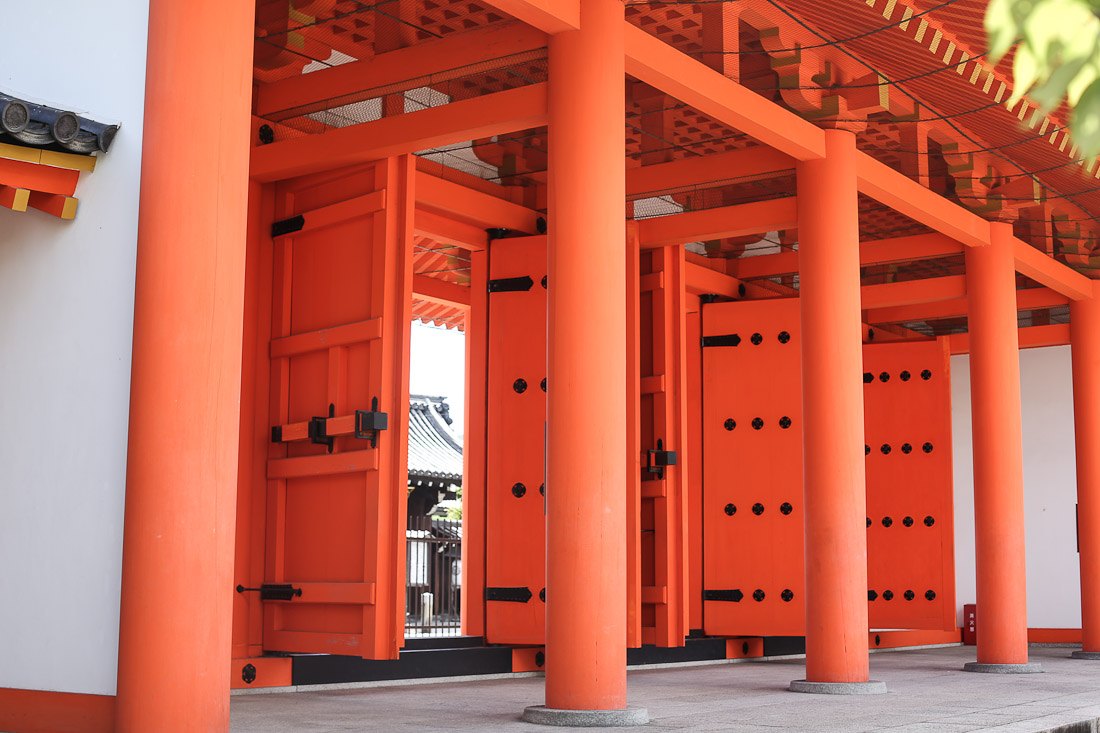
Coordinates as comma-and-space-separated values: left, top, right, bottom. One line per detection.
231, 646, 1100, 732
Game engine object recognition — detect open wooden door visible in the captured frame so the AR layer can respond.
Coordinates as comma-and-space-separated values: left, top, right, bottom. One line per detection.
484, 234, 547, 645
256, 157, 414, 659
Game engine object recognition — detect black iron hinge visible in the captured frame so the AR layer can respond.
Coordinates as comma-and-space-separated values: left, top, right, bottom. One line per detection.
271, 214, 305, 238
703, 589, 744, 602
485, 586, 533, 603
702, 333, 742, 348
488, 275, 534, 294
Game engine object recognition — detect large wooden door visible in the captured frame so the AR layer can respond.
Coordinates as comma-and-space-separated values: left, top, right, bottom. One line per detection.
701, 298, 805, 636
484, 235, 547, 645
258, 158, 413, 659
701, 297, 956, 636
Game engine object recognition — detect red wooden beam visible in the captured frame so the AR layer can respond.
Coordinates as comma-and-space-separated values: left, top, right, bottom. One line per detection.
627, 146, 794, 198
250, 83, 548, 182
0, 157, 79, 196
856, 153, 990, 249
949, 323, 1071, 354
255, 20, 548, 119
412, 274, 472, 308
865, 286, 1068, 324
1013, 238, 1094, 300
480, 0, 579, 33
415, 171, 542, 236
413, 208, 489, 252
860, 275, 966, 310
623, 24, 826, 161
728, 233, 963, 279
637, 198, 797, 248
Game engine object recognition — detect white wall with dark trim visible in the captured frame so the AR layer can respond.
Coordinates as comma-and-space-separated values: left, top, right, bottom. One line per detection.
0, 0, 150, 696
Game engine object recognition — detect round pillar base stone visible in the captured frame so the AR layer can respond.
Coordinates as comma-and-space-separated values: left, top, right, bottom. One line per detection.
521, 706, 650, 728
788, 680, 887, 695
1071, 651, 1100, 660
963, 662, 1043, 674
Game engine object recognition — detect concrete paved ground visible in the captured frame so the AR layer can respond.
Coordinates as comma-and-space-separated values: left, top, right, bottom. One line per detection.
231, 645, 1100, 732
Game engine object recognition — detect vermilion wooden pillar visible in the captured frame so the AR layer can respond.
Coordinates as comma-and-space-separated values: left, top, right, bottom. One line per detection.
792, 129, 884, 694
523, 0, 646, 726
963, 222, 1039, 672
1071, 284, 1100, 660
115, 0, 255, 730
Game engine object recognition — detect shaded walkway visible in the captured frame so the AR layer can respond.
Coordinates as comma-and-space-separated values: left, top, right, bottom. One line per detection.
231, 646, 1100, 732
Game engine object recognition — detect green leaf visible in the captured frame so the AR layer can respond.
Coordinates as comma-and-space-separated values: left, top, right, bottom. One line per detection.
986, 0, 1020, 63
1008, 44, 1042, 107
1071, 78, 1100, 159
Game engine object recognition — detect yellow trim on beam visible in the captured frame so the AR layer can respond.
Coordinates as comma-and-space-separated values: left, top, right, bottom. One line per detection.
60, 196, 78, 220
0, 186, 30, 212
40, 149, 96, 172
0, 142, 97, 172
0, 142, 43, 164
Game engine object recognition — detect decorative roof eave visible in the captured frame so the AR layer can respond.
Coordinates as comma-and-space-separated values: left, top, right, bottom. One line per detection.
0, 94, 118, 221
0, 93, 119, 155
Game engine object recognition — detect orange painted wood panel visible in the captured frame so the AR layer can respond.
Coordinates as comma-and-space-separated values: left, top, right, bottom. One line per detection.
0, 688, 114, 733
230, 656, 292, 690
485, 235, 547, 645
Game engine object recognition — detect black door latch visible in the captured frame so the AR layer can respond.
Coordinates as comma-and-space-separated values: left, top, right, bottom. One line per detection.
236, 583, 302, 601
646, 439, 678, 480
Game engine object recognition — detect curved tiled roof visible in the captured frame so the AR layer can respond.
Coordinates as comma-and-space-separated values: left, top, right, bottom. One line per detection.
0, 92, 118, 155
408, 394, 463, 484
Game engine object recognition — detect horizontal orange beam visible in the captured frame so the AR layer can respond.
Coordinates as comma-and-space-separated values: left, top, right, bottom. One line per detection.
861, 275, 966, 310
270, 318, 383, 358
1013, 238, 1094, 300
274, 190, 386, 239
416, 171, 542, 236
482, 0, 579, 33
624, 24, 826, 161
948, 323, 1070, 354
856, 153, 989, 249
251, 83, 548, 182
413, 274, 472, 308
413, 208, 488, 252
866, 286, 1068, 324
627, 146, 794, 198
638, 197, 797, 248
267, 449, 378, 479
0, 156, 80, 196
682, 260, 783, 300
728, 233, 963, 280
256, 20, 547, 118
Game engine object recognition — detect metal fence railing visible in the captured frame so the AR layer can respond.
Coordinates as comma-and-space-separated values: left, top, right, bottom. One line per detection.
405, 515, 462, 637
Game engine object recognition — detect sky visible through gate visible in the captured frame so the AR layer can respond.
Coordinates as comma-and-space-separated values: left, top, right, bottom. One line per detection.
410, 320, 466, 439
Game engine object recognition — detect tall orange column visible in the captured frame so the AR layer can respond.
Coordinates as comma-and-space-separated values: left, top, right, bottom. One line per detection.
523, 0, 646, 726
114, 0, 255, 730
791, 130, 884, 694
963, 222, 1039, 672
1071, 284, 1100, 660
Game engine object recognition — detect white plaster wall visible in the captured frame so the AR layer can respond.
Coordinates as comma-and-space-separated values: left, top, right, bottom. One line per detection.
0, 0, 150, 695
952, 346, 1081, 630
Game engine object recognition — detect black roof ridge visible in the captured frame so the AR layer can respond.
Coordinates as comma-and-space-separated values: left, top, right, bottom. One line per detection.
0, 90, 119, 156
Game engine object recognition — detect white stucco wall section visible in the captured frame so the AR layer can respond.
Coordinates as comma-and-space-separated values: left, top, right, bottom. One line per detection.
952, 346, 1081, 630
0, 1, 150, 695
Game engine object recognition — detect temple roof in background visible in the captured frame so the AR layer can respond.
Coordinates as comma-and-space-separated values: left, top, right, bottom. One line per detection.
408, 394, 463, 485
